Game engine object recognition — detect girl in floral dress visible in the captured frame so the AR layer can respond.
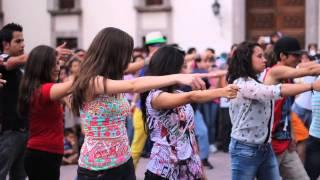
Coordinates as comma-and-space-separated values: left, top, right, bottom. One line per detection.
141, 46, 238, 180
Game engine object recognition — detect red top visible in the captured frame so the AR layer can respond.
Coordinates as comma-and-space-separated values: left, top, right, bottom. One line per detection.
27, 83, 64, 154
271, 99, 290, 155
264, 66, 291, 155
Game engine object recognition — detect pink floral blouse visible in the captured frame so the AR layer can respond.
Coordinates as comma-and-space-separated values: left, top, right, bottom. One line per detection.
78, 94, 131, 171
145, 89, 203, 180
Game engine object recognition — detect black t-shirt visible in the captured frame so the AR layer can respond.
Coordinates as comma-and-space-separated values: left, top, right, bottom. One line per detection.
0, 54, 26, 132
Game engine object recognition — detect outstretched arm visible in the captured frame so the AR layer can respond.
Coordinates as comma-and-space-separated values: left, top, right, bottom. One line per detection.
265, 64, 320, 84
93, 74, 211, 95
151, 85, 238, 109
50, 80, 74, 101
239, 78, 319, 100
124, 56, 147, 74
2, 55, 28, 70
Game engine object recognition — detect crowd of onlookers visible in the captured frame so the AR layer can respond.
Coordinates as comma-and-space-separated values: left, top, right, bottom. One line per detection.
1, 21, 320, 180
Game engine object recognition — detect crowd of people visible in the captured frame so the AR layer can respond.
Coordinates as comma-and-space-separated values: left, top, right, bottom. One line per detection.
0, 22, 320, 180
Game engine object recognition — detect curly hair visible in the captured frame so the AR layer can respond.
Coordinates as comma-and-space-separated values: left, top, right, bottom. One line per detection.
227, 41, 262, 84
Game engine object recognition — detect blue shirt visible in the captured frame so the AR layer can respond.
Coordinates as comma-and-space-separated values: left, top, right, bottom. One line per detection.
311, 90, 320, 138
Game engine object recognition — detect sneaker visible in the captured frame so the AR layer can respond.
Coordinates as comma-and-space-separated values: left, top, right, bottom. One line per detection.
209, 144, 218, 153
202, 159, 214, 170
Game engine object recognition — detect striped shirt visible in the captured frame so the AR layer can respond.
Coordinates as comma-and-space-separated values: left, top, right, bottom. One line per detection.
311, 89, 320, 138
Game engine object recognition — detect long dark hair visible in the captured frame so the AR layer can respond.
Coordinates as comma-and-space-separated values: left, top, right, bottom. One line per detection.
18, 45, 57, 116
227, 41, 261, 84
140, 45, 185, 132
71, 27, 134, 116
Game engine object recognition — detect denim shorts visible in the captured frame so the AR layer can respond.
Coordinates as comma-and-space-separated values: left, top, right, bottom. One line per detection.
229, 138, 280, 180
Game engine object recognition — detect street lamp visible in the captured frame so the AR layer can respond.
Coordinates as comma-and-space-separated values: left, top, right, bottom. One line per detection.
212, 0, 220, 16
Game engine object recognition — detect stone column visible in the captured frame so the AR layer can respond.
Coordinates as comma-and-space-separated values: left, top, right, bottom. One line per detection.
232, 0, 245, 44
305, 0, 319, 48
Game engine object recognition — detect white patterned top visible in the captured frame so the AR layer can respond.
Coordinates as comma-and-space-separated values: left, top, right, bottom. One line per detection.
145, 89, 203, 180
229, 77, 282, 144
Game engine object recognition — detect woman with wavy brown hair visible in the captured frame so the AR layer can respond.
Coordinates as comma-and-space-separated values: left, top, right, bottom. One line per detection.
227, 41, 320, 180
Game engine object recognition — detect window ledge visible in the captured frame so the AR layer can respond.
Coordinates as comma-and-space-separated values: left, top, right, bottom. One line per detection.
48, 8, 82, 15
135, 5, 172, 12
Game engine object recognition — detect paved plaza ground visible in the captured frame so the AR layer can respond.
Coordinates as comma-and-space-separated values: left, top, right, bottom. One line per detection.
60, 152, 231, 180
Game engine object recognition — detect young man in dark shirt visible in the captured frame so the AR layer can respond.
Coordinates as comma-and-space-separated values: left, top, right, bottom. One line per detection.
0, 23, 28, 180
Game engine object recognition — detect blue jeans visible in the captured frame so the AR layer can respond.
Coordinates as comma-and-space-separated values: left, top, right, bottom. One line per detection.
198, 102, 219, 144
0, 130, 28, 180
305, 136, 320, 180
126, 116, 134, 144
194, 110, 209, 160
229, 138, 280, 180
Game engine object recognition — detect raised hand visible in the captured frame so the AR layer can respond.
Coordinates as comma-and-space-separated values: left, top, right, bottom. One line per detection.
308, 63, 320, 76
221, 84, 239, 99
176, 74, 206, 90
56, 42, 73, 61
312, 80, 320, 91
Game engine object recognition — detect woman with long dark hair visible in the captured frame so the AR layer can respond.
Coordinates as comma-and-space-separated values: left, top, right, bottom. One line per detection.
18, 45, 73, 180
140, 45, 238, 180
70, 27, 209, 180
227, 41, 320, 180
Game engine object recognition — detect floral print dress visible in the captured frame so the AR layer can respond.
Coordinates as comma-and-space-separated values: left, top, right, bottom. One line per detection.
145, 89, 203, 180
